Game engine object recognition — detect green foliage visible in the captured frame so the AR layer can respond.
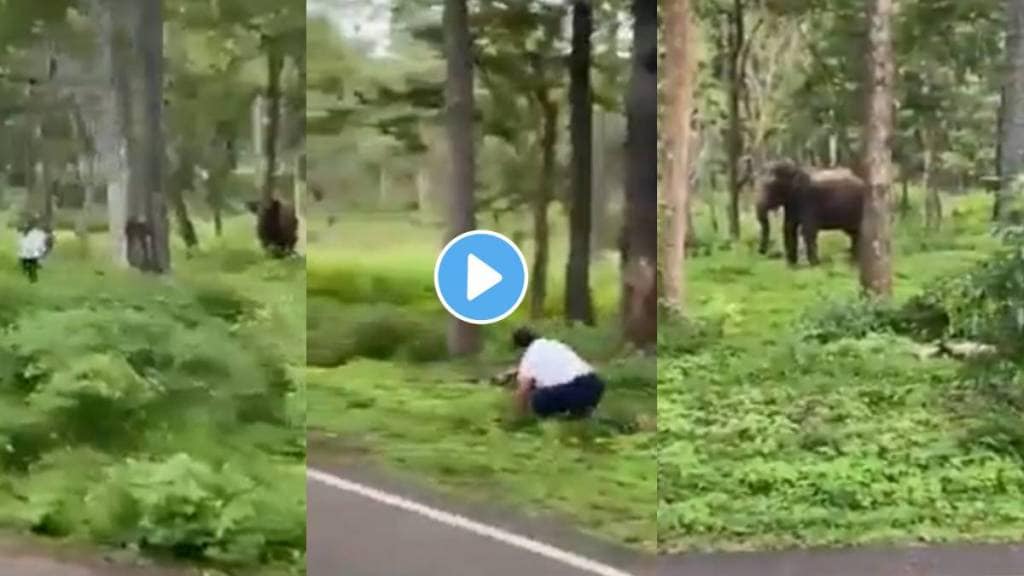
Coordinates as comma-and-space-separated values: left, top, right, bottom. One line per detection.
306, 300, 448, 367
661, 191, 1024, 552
0, 223, 304, 573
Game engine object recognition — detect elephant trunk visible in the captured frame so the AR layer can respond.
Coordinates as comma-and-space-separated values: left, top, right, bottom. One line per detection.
756, 201, 770, 254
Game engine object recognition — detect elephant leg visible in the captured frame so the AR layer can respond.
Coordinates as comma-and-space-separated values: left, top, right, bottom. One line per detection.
802, 225, 820, 266
757, 207, 771, 254
783, 214, 799, 266
848, 230, 860, 263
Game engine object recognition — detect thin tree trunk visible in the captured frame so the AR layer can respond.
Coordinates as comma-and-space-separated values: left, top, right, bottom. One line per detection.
999, 0, 1024, 221
444, 0, 480, 356
661, 0, 696, 312
531, 99, 558, 319
262, 45, 283, 206
622, 0, 658, 348
726, 0, 744, 240
591, 109, 608, 252
898, 167, 910, 219
921, 130, 942, 230
295, 152, 306, 254
859, 0, 894, 297
70, 108, 91, 252
566, 0, 595, 325
129, 0, 169, 272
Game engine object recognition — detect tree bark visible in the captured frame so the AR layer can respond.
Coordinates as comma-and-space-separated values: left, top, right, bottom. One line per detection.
531, 98, 558, 319
121, 0, 169, 272
921, 129, 942, 230
262, 43, 284, 206
859, 0, 894, 298
444, 0, 481, 356
661, 0, 696, 313
622, 0, 658, 348
726, 0, 745, 240
999, 0, 1024, 221
565, 0, 595, 325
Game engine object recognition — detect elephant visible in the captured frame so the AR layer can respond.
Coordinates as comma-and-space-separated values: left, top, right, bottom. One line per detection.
246, 198, 298, 257
756, 161, 867, 266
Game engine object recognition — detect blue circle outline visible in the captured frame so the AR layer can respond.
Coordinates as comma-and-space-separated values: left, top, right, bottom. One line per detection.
433, 229, 529, 325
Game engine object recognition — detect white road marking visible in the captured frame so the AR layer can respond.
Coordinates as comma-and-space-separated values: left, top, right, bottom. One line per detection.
307, 467, 638, 576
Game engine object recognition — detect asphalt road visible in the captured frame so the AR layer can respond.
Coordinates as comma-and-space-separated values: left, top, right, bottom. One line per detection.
655, 543, 1024, 576
306, 465, 655, 576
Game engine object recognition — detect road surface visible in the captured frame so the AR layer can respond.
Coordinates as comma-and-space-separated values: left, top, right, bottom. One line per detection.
656, 543, 1024, 575
306, 462, 655, 576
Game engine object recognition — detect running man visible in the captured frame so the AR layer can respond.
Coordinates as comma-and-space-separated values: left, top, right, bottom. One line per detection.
16, 218, 50, 283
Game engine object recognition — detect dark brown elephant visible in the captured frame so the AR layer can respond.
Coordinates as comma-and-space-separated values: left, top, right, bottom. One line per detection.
756, 161, 866, 266
246, 198, 298, 257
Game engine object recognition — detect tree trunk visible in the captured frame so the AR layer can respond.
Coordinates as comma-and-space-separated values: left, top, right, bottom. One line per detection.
921, 130, 942, 230
124, 0, 169, 272
726, 0, 744, 240
295, 152, 306, 254
591, 109, 608, 252
898, 168, 910, 219
531, 98, 558, 319
661, 0, 696, 313
999, 0, 1024, 221
108, 0, 141, 268
565, 0, 595, 325
622, 0, 658, 348
444, 0, 480, 356
859, 0, 894, 298
70, 109, 91, 253
262, 44, 284, 206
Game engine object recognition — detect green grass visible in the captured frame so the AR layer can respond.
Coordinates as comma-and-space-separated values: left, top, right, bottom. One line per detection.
657, 190, 1024, 552
0, 214, 305, 575
306, 211, 657, 550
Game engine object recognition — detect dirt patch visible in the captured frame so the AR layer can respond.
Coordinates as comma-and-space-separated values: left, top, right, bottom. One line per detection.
0, 534, 197, 576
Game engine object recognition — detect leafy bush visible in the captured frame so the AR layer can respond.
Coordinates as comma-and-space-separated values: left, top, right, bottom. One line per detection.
657, 313, 724, 356
0, 253, 304, 572
797, 297, 897, 343
306, 300, 448, 366
85, 454, 303, 565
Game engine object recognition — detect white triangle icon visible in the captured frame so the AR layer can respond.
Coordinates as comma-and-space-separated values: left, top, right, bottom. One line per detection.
466, 253, 503, 301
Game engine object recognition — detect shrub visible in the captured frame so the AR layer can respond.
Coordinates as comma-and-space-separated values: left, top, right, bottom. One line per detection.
85, 454, 304, 565
657, 313, 724, 356
306, 300, 448, 366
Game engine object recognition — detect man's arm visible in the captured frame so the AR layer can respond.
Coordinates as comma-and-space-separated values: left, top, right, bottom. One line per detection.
514, 370, 534, 416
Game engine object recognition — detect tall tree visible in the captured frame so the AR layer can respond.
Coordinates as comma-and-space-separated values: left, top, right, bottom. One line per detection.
726, 0, 745, 240
565, 0, 595, 325
859, 0, 894, 297
999, 0, 1024, 220
661, 0, 697, 312
444, 0, 481, 356
622, 0, 658, 347
260, 35, 284, 207
127, 0, 169, 272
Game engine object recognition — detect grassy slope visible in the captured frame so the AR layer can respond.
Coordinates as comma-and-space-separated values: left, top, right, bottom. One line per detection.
0, 217, 305, 575
658, 191, 1024, 552
306, 212, 657, 550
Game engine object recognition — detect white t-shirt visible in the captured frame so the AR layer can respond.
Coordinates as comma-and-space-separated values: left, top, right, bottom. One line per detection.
518, 338, 593, 389
18, 229, 48, 260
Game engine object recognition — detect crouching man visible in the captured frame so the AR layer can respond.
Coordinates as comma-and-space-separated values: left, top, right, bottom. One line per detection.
511, 327, 605, 419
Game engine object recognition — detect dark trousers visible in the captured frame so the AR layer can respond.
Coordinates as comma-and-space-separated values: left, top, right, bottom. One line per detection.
530, 373, 605, 419
20, 258, 39, 283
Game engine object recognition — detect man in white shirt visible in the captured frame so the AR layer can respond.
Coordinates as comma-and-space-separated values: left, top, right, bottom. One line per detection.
17, 218, 50, 283
512, 327, 605, 419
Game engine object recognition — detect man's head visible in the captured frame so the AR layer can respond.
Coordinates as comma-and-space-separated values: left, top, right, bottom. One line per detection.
512, 326, 538, 349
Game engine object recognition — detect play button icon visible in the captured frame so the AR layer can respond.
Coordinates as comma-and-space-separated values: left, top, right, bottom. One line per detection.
434, 230, 528, 324
466, 254, 502, 301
